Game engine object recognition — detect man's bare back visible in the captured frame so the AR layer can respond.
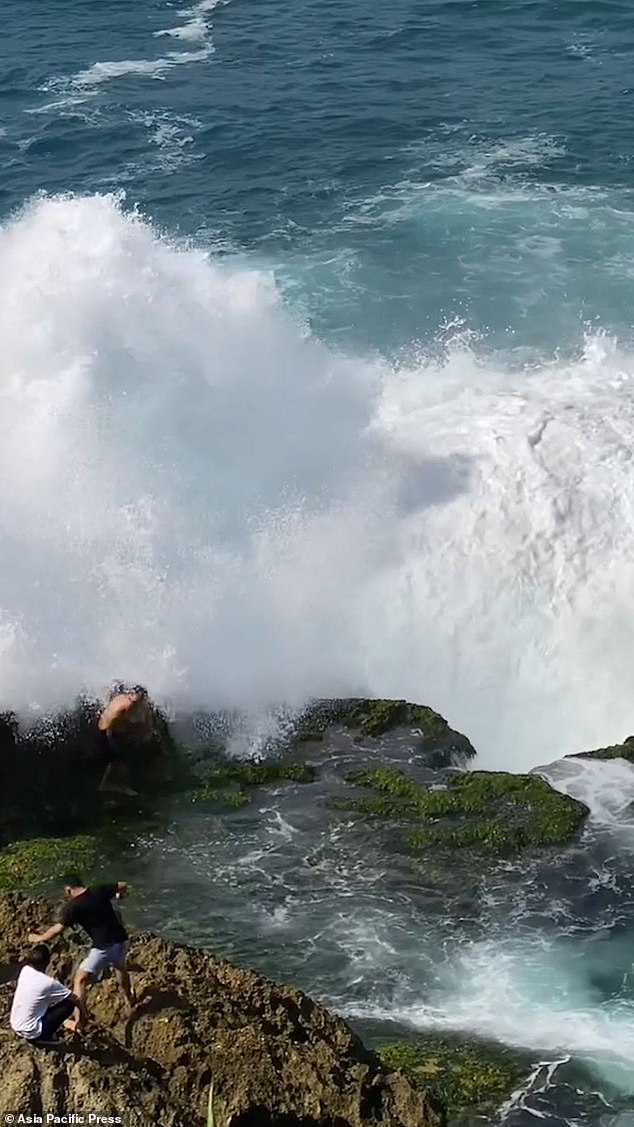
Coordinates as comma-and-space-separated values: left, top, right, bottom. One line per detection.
98, 690, 150, 733
97, 686, 151, 797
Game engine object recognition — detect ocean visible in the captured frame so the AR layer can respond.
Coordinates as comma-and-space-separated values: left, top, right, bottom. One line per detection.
2, 0, 634, 1121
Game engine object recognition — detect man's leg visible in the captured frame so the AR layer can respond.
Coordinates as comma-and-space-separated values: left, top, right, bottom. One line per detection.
64, 963, 95, 1031
38, 997, 76, 1041
99, 759, 138, 797
97, 731, 138, 797
112, 944, 135, 1012
114, 967, 136, 1012
98, 761, 116, 792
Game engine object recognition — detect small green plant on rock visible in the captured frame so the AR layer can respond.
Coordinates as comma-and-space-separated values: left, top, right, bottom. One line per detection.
207, 1079, 217, 1127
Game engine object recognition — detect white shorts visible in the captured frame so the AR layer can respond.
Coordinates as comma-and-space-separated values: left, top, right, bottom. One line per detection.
79, 941, 128, 978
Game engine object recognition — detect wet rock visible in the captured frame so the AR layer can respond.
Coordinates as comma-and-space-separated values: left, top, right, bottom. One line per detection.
189, 760, 317, 809
291, 699, 476, 767
0, 696, 474, 839
0, 835, 101, 892
0, 893, 445, 1127
0, 696, 186, 840
332, 766, 589, 858
377, 1033, 534, 1124
566, 735, 634, 763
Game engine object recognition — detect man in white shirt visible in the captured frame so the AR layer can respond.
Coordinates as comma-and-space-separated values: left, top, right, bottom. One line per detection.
10, 944, 85, 1044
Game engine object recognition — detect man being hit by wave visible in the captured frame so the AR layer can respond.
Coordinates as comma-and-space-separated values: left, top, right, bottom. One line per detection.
28, 873, 135, 1033
97, 683, 152, 798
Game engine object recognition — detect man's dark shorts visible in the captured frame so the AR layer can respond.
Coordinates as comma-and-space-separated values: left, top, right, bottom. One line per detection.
96, 729, 128, 764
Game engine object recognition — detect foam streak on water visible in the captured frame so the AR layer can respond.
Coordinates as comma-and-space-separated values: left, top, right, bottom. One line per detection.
2, 193, 634, 770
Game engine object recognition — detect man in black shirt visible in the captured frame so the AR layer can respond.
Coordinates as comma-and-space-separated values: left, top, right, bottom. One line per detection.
28, 873, 135, 1030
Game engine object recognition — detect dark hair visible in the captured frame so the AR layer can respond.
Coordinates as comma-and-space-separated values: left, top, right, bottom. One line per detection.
26, 944, 50, 972
61, 872, 83, 890
130, 685, 147, 697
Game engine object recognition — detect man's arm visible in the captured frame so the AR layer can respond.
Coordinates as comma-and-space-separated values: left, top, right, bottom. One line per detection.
99, 880, 128, 900
27, 921, 65, 944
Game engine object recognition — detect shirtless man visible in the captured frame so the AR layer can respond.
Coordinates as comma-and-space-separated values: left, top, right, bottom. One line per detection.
97, 684, 150, 797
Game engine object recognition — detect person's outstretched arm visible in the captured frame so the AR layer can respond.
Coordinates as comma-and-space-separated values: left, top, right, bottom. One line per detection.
28, 921, 65, 943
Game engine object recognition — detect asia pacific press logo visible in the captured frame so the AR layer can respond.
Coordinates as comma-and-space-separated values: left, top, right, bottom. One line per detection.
4, 1116, 123, 1125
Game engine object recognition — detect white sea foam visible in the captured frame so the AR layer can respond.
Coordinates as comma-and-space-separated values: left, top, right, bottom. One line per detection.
342, 937, 634, 1084
154, 0, 231, 50
539, 756, 634, 835
2, 193, 634, 771
127, 110, 203, 173
73, 49, 211, 87
154, 19, 209, 45
37, 0, 224, 104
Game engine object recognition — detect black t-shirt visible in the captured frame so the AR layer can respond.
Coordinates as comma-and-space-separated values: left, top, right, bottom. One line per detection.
60, 884, 127, 949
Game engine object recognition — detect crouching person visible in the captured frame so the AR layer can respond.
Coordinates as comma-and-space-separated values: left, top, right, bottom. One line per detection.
10, 944, 85, 1045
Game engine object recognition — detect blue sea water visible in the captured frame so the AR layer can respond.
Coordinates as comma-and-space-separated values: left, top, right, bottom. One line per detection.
4, 0, 634, 356
4, 2, 634, 1123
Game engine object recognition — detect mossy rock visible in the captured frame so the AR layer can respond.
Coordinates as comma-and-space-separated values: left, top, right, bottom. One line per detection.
293, 698, 456, 741
334, 765, 588, 857
0, 835, 100, 891
190, 785, 251, 809
189, 759, 316, 807
378, 1034, 533, 1122
567, 736, 634, 764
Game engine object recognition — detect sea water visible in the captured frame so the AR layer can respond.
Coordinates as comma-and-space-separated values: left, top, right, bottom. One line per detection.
3, 2, 634, 1121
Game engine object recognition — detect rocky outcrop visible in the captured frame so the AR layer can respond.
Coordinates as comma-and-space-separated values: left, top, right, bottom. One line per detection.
0, 699, 185, 840
289, 699, 476, 766
0, 893, 445, 1127
377, 1034, 533, 1124
332, 766, 589, 857
567, 735, 634, 763
0, 697, 474, 841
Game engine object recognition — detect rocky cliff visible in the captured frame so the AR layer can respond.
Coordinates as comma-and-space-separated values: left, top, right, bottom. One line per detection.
0, 893, 445, 1127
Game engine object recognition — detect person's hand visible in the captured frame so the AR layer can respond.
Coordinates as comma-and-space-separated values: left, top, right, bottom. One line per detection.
27, 932, 42, 943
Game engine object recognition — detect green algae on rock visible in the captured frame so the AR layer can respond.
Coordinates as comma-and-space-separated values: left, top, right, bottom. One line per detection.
0, 835, 100, 891
567, 735, 634, 764
190, 759, 316, 807
336, 699, 450, 739
290, 698, 475, 758
0, 696, 473, 839
378, 1034, 532, 1123
190, 785, 252, 808
335, 765, 588, 857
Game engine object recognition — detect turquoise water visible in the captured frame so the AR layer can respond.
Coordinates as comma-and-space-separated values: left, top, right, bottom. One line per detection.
4, 0, 634, 355
4, 4, 634, 1122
